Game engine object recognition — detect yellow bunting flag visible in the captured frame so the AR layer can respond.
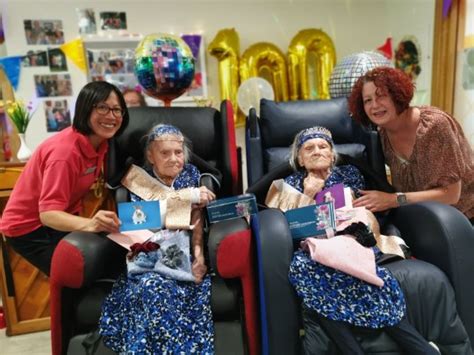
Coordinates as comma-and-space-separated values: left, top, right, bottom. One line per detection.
60, 38, 87, 73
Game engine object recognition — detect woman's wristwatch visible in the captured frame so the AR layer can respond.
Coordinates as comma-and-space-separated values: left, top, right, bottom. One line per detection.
396, 192, 408, 206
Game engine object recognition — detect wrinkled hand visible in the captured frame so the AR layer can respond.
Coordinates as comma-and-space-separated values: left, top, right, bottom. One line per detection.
196, 186, 216, 208
85, 210, 121, 233
353, 190, 397, 212
192, 257, 207, 284
303, 174, 325, 198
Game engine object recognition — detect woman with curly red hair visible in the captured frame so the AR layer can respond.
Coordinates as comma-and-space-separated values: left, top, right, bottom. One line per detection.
348, 67, 474, 224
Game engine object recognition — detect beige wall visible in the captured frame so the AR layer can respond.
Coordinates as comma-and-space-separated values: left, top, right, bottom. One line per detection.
0, 0, 435, 152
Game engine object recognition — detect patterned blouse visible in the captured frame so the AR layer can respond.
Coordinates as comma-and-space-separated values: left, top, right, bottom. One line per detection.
380, 106, 474, 219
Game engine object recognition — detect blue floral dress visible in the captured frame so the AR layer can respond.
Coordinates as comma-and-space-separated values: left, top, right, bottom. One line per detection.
286, 165, 406, 328
99, 164, 214, 353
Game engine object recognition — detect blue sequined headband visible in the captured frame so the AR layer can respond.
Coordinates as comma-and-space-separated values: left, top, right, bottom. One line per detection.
146, 124, 184, 146
296, 126, 333, 150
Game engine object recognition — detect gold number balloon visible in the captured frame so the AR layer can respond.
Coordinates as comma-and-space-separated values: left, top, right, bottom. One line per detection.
208, 28, 240, 123
288, 29, 336, 100
239, 42, 289, 102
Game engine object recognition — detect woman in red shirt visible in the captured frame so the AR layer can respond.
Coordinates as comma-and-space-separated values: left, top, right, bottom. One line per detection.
0, 81, 129, 275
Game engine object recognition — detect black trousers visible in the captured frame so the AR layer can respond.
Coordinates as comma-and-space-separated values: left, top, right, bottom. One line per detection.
315, 314, 439, 355
6, 226, 68, 276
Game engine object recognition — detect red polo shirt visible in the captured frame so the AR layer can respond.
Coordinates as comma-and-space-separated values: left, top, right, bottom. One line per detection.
0, 127, 108, 237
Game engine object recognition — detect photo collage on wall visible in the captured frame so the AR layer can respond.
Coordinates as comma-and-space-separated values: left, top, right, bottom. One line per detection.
44, 99, 71, 132
87, 48, 137, 91
99, 12, 127, 30
34, 74, 72, 98
22, 18, 73, 132
23, 20, 65, 45
76, 8, 97, 35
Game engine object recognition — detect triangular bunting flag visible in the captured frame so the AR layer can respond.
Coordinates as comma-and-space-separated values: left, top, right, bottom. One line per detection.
0, 56, 22, 90
377, 37, 393, 60
60, 38, 87, 73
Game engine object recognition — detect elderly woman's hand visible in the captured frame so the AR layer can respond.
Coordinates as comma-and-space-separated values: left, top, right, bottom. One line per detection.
195, 186, 216, 207
303, 174, 325, 198
353, 190, 398, 212
192, 256, 207, 283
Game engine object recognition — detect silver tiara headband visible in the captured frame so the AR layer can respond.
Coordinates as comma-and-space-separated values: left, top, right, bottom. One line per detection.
296, 126, 333, 150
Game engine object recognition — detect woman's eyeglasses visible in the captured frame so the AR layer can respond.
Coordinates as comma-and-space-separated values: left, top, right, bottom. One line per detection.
94, 103, 124, 118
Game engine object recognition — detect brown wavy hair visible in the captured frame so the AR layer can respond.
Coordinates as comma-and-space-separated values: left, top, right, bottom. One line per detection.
348, 67, 415, 126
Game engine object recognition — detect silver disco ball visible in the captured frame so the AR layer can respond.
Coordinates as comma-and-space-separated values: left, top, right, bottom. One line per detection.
329, 51, 393, 98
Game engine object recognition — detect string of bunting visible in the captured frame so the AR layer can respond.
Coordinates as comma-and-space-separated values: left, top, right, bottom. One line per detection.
0, 38, 87, 90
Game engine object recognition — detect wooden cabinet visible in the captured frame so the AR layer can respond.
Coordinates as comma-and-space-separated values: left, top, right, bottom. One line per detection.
0, 162, 51, 336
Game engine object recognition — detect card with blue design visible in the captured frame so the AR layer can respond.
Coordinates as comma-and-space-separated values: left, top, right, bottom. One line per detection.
284, 201, 336, 240
206, 193, 257, 224
117, 200, 161, 232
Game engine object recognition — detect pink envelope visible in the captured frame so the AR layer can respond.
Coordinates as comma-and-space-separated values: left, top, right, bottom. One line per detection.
302, 236, 384, 287
107, 230, 154, 250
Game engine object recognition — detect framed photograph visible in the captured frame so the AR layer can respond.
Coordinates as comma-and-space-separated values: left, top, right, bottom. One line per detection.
87, 48, 136, 91
34, 74, 72, 97
23, 19, 65, 45
48, 48, 68, 72
99, 12, 127, 30
22, 50, 48, 67
77, 8, 97, 35
44, 99, 71, 132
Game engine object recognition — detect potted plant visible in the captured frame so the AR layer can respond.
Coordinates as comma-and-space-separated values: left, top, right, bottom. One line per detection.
6, 100, 34, 161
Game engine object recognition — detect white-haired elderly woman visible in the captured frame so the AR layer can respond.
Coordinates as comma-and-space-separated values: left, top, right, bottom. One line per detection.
99, 124, 216, 353
266, 126, 437, 354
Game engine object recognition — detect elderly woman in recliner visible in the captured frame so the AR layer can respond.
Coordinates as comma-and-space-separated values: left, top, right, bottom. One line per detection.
99, 124, 216, 353
266, 126, 439, 354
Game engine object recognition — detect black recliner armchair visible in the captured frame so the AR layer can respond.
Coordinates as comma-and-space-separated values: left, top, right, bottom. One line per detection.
49, 101, 259, 355
246, 98, 473, 354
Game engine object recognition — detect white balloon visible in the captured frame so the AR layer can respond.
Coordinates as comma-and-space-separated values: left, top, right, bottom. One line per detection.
237, 77, 275, 116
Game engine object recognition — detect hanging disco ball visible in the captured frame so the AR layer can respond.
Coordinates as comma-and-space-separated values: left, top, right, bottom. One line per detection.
329, 51, 393, 98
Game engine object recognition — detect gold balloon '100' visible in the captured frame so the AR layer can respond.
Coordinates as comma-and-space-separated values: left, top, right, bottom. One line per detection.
208, 28, 241, 123
209, 28, 336, 123
288, 29, 336, 100
239, 42, 289, 102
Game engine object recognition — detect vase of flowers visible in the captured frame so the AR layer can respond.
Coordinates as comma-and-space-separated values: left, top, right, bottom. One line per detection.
6, 100, 33, 162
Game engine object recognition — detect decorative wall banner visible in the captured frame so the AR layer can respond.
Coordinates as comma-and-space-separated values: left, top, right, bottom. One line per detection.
377, 37, 393, 60
60, 38, 87, 73
0, 56, 22, 90
181, 34, 206, 98
0, 13, 4, 45
443, 0, 453, 17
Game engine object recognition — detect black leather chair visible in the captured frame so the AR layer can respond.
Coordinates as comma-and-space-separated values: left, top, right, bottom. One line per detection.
246, 98, 473, 354
49, 101, 260, 355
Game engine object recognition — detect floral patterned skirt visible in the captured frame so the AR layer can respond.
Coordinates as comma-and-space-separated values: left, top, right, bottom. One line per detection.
288, 250, 405, 328
99, 272, 214, 354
